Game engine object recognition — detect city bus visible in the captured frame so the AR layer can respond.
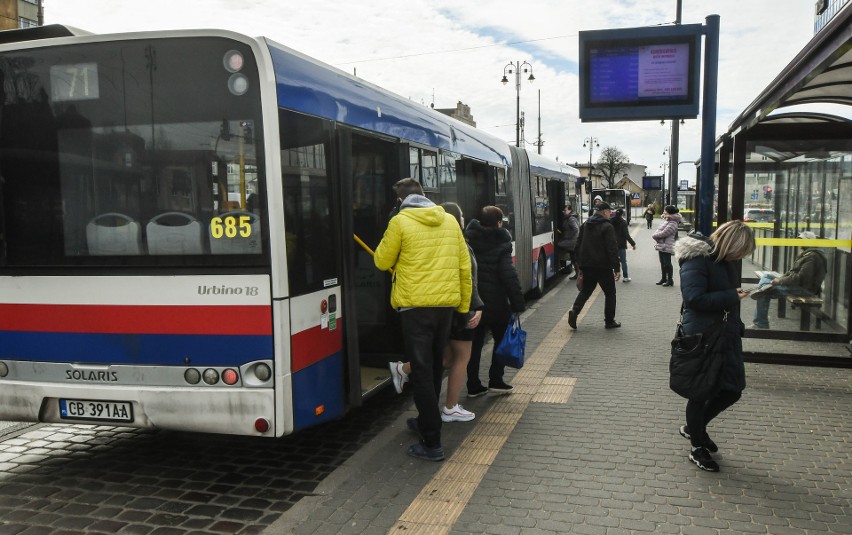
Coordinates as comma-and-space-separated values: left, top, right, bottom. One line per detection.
0, 25, 578, 437
591, 188, 631, 223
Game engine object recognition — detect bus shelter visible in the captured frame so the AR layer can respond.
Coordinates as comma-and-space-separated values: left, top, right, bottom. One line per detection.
712, 7, 852, 362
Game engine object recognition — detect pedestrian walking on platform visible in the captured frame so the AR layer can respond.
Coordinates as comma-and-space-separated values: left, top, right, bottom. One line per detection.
611, 208, 635, 282
465, 206, 526, 397
567, 202, 621, 330
374, 178, 472, 462
674, 221, 755, 472
644, 204, 655, 229
652, 205, 682, 287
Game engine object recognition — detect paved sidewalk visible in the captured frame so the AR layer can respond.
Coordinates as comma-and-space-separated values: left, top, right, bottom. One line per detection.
268, 224, 852, 534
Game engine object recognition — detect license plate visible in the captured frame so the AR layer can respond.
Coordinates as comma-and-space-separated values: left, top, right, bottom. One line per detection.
59, 399, 133, 422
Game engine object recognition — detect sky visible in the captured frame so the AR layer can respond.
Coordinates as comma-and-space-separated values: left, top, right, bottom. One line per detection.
43, 0, 819, 185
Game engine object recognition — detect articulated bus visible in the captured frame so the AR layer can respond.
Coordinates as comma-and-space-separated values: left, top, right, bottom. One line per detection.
0, 26, 578, 436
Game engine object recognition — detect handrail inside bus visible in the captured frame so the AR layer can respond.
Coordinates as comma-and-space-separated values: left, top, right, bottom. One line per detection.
353, 234, 393, 274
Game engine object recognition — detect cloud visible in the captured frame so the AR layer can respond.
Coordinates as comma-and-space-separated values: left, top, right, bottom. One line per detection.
43, 0, 819, 181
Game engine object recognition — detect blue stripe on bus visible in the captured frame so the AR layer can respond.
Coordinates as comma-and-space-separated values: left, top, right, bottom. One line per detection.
0, 331, 273, 366
291, 351, 345, 431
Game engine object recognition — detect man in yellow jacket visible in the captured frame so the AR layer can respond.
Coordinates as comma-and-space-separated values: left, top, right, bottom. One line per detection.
374, 178, 472, 461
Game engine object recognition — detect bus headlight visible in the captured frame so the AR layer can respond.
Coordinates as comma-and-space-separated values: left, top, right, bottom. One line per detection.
184, 368, 201, 385
0, 362, 8, 378
254, 363, 271, 382
202, 368, 220, 385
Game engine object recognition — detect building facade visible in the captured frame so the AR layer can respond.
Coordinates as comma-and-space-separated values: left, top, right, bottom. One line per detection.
0, 0, 41, 31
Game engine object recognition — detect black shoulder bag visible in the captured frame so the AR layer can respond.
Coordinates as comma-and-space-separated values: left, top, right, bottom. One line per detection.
669, 307, 727, 402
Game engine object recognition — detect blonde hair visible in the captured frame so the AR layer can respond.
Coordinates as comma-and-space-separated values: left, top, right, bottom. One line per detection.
709, 220, 755, 262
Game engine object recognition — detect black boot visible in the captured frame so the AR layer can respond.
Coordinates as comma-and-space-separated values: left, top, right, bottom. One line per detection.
655, 266, 666, 285
662, 266, 674, 287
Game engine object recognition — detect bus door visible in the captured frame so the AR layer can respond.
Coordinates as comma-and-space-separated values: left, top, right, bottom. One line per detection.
339, 130, 404, 403
278, 109, 346, 431
547, 179, 566, 241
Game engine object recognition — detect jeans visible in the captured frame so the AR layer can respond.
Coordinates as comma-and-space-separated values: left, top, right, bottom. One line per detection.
617, 248, 629, 278
467, 307, 512, 389
400, 307, 453, 448
646, 217, 653, 229
572, 266, 617, 322
685, 389, 742, 448
658, 251, 673, 269
752, 273, 812, 327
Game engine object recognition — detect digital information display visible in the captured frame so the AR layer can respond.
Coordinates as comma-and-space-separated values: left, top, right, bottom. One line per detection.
50, 63, 100, 102
579, 25, 702, 122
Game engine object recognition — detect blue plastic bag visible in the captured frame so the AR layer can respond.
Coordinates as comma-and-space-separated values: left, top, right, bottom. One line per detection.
495, 314, 526, 369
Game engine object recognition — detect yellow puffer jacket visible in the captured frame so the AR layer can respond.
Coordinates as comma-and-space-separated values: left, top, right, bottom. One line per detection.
374, 199, 471, 312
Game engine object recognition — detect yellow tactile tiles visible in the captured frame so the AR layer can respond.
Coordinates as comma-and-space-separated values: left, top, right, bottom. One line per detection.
387, 287, 602, 534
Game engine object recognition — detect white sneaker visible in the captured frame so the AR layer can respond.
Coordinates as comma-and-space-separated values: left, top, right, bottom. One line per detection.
389, 361, 408, 394
441, 404, 475, 422
623, 277, 631, 282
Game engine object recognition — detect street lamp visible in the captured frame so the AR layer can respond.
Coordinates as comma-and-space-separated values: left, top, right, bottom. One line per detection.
501, 61, 535, 147
583, 137, 599, 216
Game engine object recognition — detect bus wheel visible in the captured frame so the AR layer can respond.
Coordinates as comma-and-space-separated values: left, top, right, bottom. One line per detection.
531, 253, 546, 298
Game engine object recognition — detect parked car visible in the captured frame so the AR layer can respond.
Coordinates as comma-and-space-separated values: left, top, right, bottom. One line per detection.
743, 208, 775, 223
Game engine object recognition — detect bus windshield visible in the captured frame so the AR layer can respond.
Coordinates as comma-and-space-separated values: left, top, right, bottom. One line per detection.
0, 36, 265, 267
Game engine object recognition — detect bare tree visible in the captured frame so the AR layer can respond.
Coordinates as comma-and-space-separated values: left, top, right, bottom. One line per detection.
596, 147, 630, 189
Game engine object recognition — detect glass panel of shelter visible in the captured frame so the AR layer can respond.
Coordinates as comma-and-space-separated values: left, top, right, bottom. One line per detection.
739, 140, 850, 336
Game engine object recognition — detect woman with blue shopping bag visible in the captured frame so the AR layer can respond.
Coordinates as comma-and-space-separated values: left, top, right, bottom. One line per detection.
465, 206, 526, 397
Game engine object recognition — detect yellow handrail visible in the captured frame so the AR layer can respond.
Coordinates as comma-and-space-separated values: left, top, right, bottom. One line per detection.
354, 234, 393, 274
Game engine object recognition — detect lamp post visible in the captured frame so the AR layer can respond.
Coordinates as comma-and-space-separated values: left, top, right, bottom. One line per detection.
583, 137, 599, 216
501, 61, 535, 147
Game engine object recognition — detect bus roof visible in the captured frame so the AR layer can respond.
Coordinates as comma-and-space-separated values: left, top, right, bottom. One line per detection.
527, 152, 580, 182
263, 38, 514, 168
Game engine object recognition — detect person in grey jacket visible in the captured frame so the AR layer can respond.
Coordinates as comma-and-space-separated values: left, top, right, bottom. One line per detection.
674, 221, 755, 472
652, 205, 682, 287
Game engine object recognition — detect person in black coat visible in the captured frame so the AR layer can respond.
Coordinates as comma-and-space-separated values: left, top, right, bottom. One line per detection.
568, 202, 621, 330
611, 208, 636, 282
673, 221, 755, 473
464, 206, 526, 397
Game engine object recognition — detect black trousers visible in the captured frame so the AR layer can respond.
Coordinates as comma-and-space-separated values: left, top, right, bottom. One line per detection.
572, 266, 617, 322
685, 389, 742, 448
467, 306, 512, 389
399, 307, 453, 448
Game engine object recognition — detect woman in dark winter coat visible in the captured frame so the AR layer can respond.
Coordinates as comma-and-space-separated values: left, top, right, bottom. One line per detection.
652, 205, 682, 287
673, 220, 755, 472
465, 206, 526, 397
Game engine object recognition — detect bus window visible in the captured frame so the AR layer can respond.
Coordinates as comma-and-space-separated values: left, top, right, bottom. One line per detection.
279, 110, 338, 295
0, 37, 265, 266
421, 149, 438, 192
408, 147, 420, 181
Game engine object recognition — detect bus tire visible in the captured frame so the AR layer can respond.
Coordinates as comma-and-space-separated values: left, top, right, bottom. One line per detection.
531, 253, 546, 298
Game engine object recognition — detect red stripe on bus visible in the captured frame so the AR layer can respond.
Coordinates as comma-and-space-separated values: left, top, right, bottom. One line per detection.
290, 320, 343, 372
0, 304, 272, 335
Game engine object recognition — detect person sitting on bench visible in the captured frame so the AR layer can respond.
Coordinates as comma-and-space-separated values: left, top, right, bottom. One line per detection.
750, 231, 827, 329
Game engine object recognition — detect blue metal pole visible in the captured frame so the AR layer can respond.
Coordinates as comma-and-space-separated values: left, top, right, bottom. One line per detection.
698, 15, 720, 236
